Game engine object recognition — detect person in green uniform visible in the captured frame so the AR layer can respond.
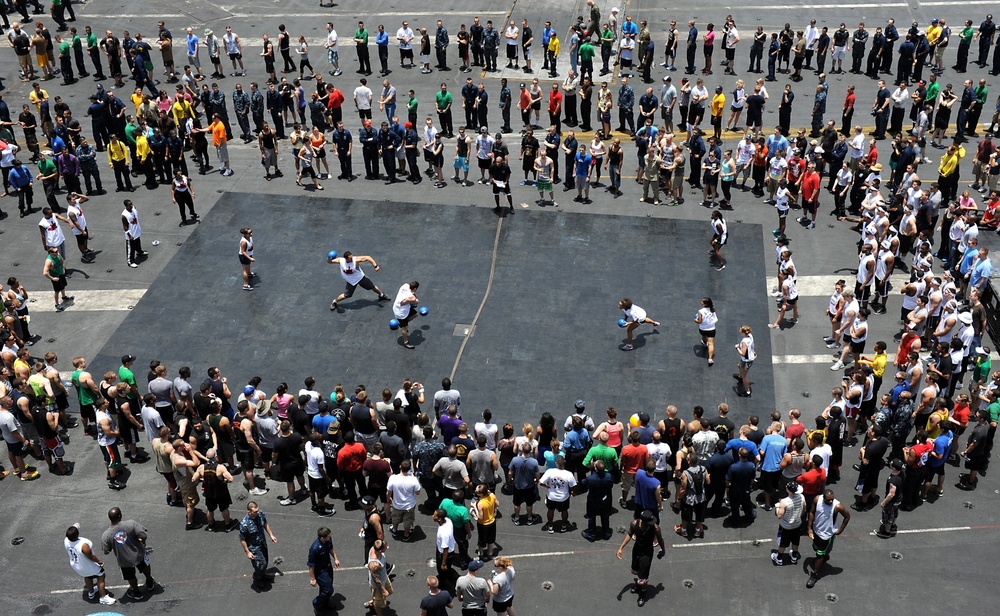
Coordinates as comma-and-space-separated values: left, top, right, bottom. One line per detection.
118, 354, 140, 408
71, 356, 101, 436
85, 26, 107, 80
954, 19, 975, 73
70, 27, 89, 78
578, 36, 596, 81
41, 246, 72, 310
406, 90, 418, 126
439, 489, 473, 567
56, 34, 75, 85
435, 84, 454, 138
600, 24, 615, 75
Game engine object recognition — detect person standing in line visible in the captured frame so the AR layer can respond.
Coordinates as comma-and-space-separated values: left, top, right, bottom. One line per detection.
42, 245, 72, 311
190, 447, 241, 531
239, 227, 255, 291
618, 297, 661, 352
65, 523, 117, 605
308, 527, 341, 615
120, 199, 144, 268
239, 500, 278, 591
874, 458, 904, 537
735, 324, 756, 397
392, 280, 420, 349
616, 509, 665, 607
695, 297, 719, 365
100, 507, 158, 601
805, 488, 850, 588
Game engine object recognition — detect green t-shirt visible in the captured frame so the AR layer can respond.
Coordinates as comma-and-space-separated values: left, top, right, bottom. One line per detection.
972, 357, 992, 386
354, 28, 368, 44
439, 497, 470, 528
124, 123, 138, 146
578, 41, 595, 61
961, 26, 975, 44
975, 86, 989, 105
86, 32, 99, 49
985, 401, 1000, 425
406, 96, 418, 114
72, 35, 83, 51
581, 442, 619, 468
435, 90, 453, 112
924, 81, 940, 104
58, 40, 71, 57
72, 369, 98, 405
37, 157, 57, 177
601, 28, 614, 49
119, 365, 137, 400
46, 253, 64, 277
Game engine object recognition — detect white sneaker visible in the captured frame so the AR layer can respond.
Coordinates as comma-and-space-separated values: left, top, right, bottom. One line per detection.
99, 595, 117, 605
830, 361, 844, 370
249, 487, 269, 496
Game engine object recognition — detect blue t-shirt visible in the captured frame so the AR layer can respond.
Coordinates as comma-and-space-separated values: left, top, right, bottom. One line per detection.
634, 471, 661, 510
187, 34, 199, 55
970, 258, 993, 290
312, 413, 335, 435
724, 437, 754, 461
928, 431, 953, 468
574, 153, 592, 176
759, 433, 787, 472
543, 448, 565, 470
509, 454, 541, 489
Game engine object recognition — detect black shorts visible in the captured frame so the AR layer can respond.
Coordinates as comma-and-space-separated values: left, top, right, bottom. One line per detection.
546, 497, 569, 512
493, 597, 513, 612
759, 470, 781, 493
301, 166, 316, 178
965, 455, 988, 472
492, 182, 511, 195
812, 534, 835, 557
309, 475, 329, 498
631, 550, 653, 579
478, 157, 492, 169
237, 448, 255, 472
401, 49, 414, 60
119, 558, 150, 582
477, 521, 497, 547
681, 501, 706, 523
118, 416, 138, 445
205, 485, 233, 512
344, 276, 376, 297
850, 340, 867, 354
229, 52, 243, 60
700, 328, 716, 339
424, 150, 435, 163
51, 274, 67, 292
79, 403, 96, 422
777, 525, 802, 547
512, 487, 538, 506
281, 462, 304, 483
55, 392, 69, 411
928, 464, 946, 476
4, 439, 25, 456
239, 254, 252, 265
397, 309, 417, 327
314, 148, 326, 159
260, 446, 273, 464
784, 296, 798, 306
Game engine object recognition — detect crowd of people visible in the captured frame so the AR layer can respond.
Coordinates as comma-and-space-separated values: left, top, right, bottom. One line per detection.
0, 4, 999, 615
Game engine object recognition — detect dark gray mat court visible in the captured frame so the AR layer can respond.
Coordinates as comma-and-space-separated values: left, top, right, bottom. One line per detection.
93, 195, 773, 426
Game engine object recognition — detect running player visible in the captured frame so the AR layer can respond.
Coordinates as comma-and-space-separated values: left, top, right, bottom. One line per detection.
329, 251, 391, 311
694, 297, 718, 365
392, 281, 421, 349
618, 298, 661, 352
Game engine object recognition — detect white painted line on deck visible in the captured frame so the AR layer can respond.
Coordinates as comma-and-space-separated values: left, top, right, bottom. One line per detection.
671, 538, 772, 548
31, 289, 147, 313
874, 526, 972, 536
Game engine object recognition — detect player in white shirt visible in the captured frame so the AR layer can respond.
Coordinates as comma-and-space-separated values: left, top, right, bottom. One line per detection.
695, 297, 719, 365
324, 22, 342, 76
65, 523, 117, 605
120, 200, 145, 268
328, 251, 391, 311
65, 192, 97, 262
392, 280, 421, 349
618, 297, 661, 352
539, 456, 577, 532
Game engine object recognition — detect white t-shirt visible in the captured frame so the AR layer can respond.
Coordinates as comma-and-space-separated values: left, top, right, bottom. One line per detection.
122, 207, 142, 237
387, 472, 422, 510
39, 215, 66, 247
298, 389, 320, 414
65, 536, 103, 577
339, 257, 365, 285
646, 442, 672, 472
473, 421, 498, 450
697, 307, 718, 331
397, 28, 414, 50
354, 86, 373, 110
436, 517, 456, 552
393, 284, 415, 319
539, 468, 577, 502
67, 203, 87, 236
623, 304, 648, 323
306, 441, 325, 479
325, 29, 338, 50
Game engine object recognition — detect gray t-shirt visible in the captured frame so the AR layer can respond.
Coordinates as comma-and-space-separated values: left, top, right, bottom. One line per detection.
101, 519, 148, 567
433, 388, 461, 417
466, 448, 496, 486
172, 377, 192, 403
491, 567, 515, 602
148, 377, 173, 409
455, 574, 490, 609
141, 405, 166, 442
433, 456, 469, 490
0, 410, 22, 444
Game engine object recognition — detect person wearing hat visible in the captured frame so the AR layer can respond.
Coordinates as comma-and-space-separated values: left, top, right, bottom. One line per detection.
455, 558, 490, 613
616, 508, 665, 606
771, 480, 806, 565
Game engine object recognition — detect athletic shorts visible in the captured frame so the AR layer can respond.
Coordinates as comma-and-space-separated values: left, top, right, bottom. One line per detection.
478, 157, 492, 169
507, 44, 518, 60
777, 525, 802, 548
493, 597, 514, 612
631, 550, 652, 579
101, 442, 123, 469
308, 474, 328, 498
205, 485, 233, 512
545, 497, 569, 512
79, 403, 96, 422
180, 483, 200, 507
300, 165, 316, 178
700, 328, 716, 338
844, 404, 859, 419
832, 47, 846, 60
740, 359, 754, 370
492, 182, 511, 195
537, 180, 553, 192
523, 45, 532, 60
240, 254, 252, 265
42, 435, 65, 459
850, 340, 867, 354
965, 455, 988, 472
454, 156, 469, 171
229, 52, 243, 60
4, 439, 25, 456
237, 448, 255, 473
343, 276, 376, 297
759, 470, 781, 493
512, 487, 538, 506
477, 521, 497, 547
51, 274, 67, 293
812, 533, 835, 557
575, 176, 589, 189
681, 501, 705, 523
216, 142, 229, 162
398, 309, 418, 326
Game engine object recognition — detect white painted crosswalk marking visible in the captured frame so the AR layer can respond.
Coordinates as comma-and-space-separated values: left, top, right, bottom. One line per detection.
31, 289, 148, 312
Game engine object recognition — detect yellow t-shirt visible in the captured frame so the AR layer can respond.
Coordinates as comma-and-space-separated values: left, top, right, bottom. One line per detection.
711, 93, 725, 117
477, 493, 498, 525
131, 92, 145, 115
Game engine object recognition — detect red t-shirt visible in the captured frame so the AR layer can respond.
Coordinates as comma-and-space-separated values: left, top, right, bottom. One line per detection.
327, 88, 345, 110
907, 441, 934, 469
796, 467, 826, 495
785, 422, 805, 444
951, 402, 971, 427
844, 92, 856, 110
336, 441, 368, 472
801, 170, 820, 201
548, 90, 563, 113
620, 443, 649, 475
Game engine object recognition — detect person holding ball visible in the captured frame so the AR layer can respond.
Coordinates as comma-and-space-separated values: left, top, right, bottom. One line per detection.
328, 250, 391, 311
392, 280, 421, 349
239, 227, 255, 291
618, 298, 661, 351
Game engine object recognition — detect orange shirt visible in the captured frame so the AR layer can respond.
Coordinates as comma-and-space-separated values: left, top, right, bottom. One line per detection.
211, 120, 227, 147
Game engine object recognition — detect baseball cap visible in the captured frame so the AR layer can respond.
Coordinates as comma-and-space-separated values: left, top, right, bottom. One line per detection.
121, 354, 136, 364
467, 560, 484, 571
663, 76, 670, 82
327, 419, 341, 435
574, 399, 586, 410
243, 385, 255, 396
360, 495, 376, 507
480, 126, 488, 133
975, 346, 988, 355
890, 458, 904, 471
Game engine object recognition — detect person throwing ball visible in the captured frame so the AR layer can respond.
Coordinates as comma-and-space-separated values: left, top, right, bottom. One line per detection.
392, 281, 421, 349
329, 251, 391, 311
618, 298, 661, 351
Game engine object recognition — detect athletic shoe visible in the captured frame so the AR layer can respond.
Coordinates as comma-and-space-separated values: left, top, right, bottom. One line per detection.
830, 361, 844, 370
622, 344, 634, 351
771, 552, 785, 566
145, 578, 159, 591
318, 507, 336, 517
128, 263, 138, 268
20, 471, 39, 481
544, 523, 554, 534
243, 285, 254, 291
99, 595, 117, 605
715, 264, 725, 271
790, 551, 800, 564
806, 572, 819, 588
250, 487, 269, 495
88, 589, 98, 600
512, 516, 521, 526
279, 497, 295, 506
825, 342, 840, 349
330, 300, 338, 310
124, 588, 144, 601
